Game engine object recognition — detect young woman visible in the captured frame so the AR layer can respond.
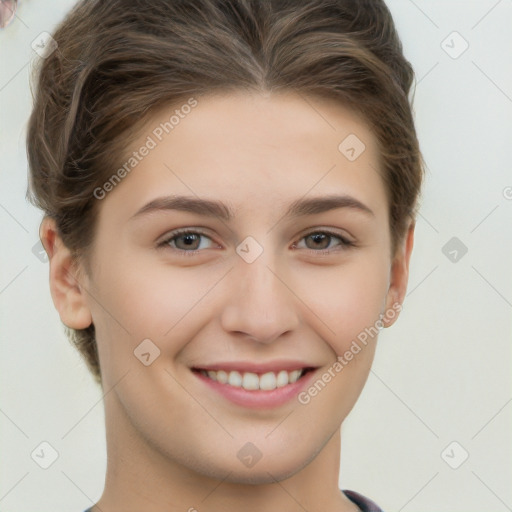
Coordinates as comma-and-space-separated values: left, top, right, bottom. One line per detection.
26, 1, 423, 510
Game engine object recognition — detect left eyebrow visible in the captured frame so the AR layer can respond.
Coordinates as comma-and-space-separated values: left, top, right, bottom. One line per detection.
129, 193, 375, 222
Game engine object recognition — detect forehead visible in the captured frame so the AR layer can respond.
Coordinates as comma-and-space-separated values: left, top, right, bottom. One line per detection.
100, 90, 387, 224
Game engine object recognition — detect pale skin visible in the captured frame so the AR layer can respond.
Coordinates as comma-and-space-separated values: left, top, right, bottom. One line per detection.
40, 90, 414, 512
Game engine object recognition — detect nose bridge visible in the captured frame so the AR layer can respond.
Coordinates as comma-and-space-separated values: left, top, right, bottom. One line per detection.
220, 249, 299, 343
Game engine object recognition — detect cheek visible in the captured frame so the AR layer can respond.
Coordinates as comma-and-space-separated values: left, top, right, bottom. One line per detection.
123, 262, 220, 337
88, 253, 219, 373
295, 254, 389, 355
92, 248, 211, 331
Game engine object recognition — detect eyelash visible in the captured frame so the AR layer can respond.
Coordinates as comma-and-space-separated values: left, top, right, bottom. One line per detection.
157, 228, 355, 256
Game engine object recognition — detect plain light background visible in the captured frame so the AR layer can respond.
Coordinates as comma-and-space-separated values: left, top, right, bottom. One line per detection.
1, 1, 511, 511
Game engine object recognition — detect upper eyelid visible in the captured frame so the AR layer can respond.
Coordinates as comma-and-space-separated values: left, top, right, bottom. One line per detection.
158, 227, 214, 244
292, 230, 354, 249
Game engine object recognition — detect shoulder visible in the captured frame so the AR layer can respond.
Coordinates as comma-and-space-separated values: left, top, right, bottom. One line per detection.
342, 489, 385, 512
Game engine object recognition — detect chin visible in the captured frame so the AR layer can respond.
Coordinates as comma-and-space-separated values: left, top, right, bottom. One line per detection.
216, 463, 305, 485
196, 447, 316, 485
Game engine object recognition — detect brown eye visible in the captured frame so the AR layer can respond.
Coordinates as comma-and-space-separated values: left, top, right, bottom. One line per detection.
305, 233, 331, 250
158, 229, 216, 253
173, 233, 202, 250
295, 230, 354, 254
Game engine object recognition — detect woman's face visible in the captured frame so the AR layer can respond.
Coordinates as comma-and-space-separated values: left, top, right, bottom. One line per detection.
60, 91, 413, 483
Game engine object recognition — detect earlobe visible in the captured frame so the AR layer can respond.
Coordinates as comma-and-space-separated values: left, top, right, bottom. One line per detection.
382, 221, 415, 328
39, 217, 93, 330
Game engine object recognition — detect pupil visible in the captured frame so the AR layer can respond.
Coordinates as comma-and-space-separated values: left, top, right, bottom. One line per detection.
310, 233, 328, 249
178, 233, 199, 249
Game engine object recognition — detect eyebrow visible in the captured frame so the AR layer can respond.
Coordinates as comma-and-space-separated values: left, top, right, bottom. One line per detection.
130, 194, 375, 221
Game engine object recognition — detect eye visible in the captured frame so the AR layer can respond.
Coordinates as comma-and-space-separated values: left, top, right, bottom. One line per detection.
158, 228, 217, 254
293, 230, 355, 254
157, 228, 355, 256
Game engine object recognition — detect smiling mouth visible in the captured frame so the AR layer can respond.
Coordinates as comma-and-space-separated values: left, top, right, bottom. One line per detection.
191, 367, 316, 391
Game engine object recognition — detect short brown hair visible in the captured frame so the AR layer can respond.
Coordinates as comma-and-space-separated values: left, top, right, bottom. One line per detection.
26, 0, 424, 385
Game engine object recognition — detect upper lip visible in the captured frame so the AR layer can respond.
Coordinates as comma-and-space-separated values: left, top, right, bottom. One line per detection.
191, 360, 319, 374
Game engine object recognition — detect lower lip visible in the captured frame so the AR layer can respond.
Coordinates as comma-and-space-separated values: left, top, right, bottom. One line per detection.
192, 369, 317, 409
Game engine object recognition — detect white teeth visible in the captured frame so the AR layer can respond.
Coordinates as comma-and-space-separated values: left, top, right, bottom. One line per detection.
228, 370, 242, 387
276, 370, 289, 387
199, 368, 306, 390
289, 370, 302, 383
259, 372, 277, 390
216, 370, 228, 384
242, 372, 259, 390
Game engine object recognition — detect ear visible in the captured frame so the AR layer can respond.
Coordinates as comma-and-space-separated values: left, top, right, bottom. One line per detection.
39, 216, 93, 330
382, 220, 415, 328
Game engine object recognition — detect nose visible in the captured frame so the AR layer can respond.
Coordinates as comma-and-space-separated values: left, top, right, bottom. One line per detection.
220, 254, 300, 344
